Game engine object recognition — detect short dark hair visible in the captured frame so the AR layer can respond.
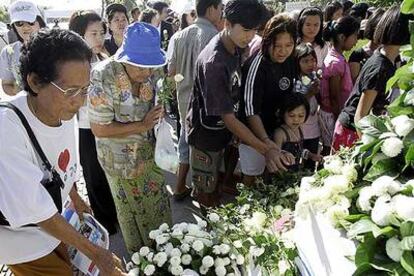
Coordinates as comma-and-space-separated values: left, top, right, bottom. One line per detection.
224, 0, 267, 30
106, 3, 129, 22
323, 16, 360, 44
280, 92, 310, 123
131, 7, 140, 16
324, 1, 343, 22
363, 8, 385, 40
262, 14, 297, 58
69, 10, 106, 37
12, 16, 46, 43
349, 2, 369, 20
139, 8, 157, 24
152, 1, 169, 14
341, 0, 354, 15
373, 5, 413, 46
196, 0, 221, 17
20, 29, 92, 96
297, 7, 325, 48
296, 43, 318, 68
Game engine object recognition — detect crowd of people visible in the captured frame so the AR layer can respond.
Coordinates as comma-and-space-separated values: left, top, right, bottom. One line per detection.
0, 0, 411, 275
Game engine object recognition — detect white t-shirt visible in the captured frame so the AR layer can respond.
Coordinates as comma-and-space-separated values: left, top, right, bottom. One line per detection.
0, 93, 78, 265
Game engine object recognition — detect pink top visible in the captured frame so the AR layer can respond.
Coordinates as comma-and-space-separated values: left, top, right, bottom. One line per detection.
320, 47, 353, 113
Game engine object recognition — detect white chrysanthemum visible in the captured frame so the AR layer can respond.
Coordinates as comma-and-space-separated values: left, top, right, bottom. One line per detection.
193, 240, 204, 252
371, 176, 401, 196
236, 254, 245, 265
222, 257, 231, 266
146, 252, 154, 262
170, 248, 182, 258
219, 244, 231, 255
187, 224, 200, 236
381, 137, 404, 157
126, 261, 135, 272
128, 267, 140, 276
139, 246, 150, 257
341, 164, 358, 182
300, 176, 317, 192
278, 260, 289, 275
170, 256, 181, 267
391, 115, 414, 137
202, 256, 214, 268
131, 252, 141, 265
181, 254, 192, 265
149, 229, 162, 240
273, 205, 284, 215
155, 234, 169, 245
281, 208, 292, 217
159, 223, 169, 232
386, 237, 403, 262
144, 264, 156, 276
164, 243, 174, 256
174, 74, 184, 83
324, 156, 343, 174
199, 266, 209, 275
212, 245, 221, 255
404, 88, 414, 106
325, 204, 349, 226
171, 229, 183, 240
198, 220, 207, 228
233, 240, 243, 248
239, 204, 250, 214
214, 258, 224, 267
179, 222, 189, 233
250, 246, 265, 257
392, 194, 414, 221
371, 197, 393, 226
180, 243, 190, 253
324, 175, 350, 195
171, 265, 184, 276
207, 213, 220, 223
357, 187, 374, 212
332, 195, 351, 209
215, 266, 227, 276
154, 252, 168, 267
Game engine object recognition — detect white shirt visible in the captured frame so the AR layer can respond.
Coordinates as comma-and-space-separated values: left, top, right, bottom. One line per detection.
0, 93, 78, 264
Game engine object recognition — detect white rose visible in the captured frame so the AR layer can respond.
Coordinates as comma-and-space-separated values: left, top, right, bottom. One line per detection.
149, 229, 162, 240
215, 266, 227, 276
159, 223, 169, 232
154, 252, 168, 267
236, 254, 245, 265
325, 204, 349, 226
357, 187, 374, 212
391, 115, 414, 137
144, 264, 156, 276
170, 256, 181, 267
198, 220, 207, 228
174, 74, 184, 83
381, 137, 404, 158
324, 156, 343, 174
233, 240, 243, 248
202, 256, 214, 268
170, 248, 182, 258
392, 194, 414, 221
155, 234, 169, 245
180, 243, 190, 253
371, 176, 401, 196
128, 267, 140, 276
199, 266, 209, 275
207, 213, 220, 223
386, 237, 403, 262
171, 265, 184, 276
181, 254, 192, 265
219, 244, 231, 255
131, 252, 141, 265
193, 240, 204, 252
341, 164, 358, 182
324, 175, 350, 195
371, 197, 394, 226
139, 246, 150, 257
361, 134, 376, 145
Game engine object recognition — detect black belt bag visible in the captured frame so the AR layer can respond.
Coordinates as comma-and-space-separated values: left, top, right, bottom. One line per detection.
0, 102, 65, 226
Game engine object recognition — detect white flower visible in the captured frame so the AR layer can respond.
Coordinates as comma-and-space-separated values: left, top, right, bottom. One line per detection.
214, 257, 224, 267
281, 208, 292, 217
300, 176, 317, 192
372, 153, 388, 164
164, 243, 174, 256
171, 265, 184, 276
273, 205, 284, 214
236, 254, 245, 265
199, 266, 209, 275
212, 245, 221, 255
174, 74, 184, 83
324, 156, 343, 174
341, 164, 358, 182
180, 243, 190, 253
371, 197, 394, 226
324, 175, 350, 195
223, 257, 231, 266
170, 256, 181, 267
219, 244, 230, 255
381, 137, 404, 157
251, 211, 267, 226
357, 187, 374, 211
187, 224, 200, 236
181, 254, 192, 265
154, 252, 168, 267
332, 195, 351, 209
155, 234, 169, 245
404, 89, 414, 106
391, 115, 414, 137
208, 213, 220, 223
126, 261, 135, 272
250, 246, 265, 257
144, 264, 156, 275
171, 229, 184, 240
392, 194, 414, 221
149, 229, 162, 240
215, 266, 227, 276
361, 134, 376, 145
278, 260, 289, 275
371, 176, 401, 196
170, 248, 182, 258
325, 205, 349, 226
139, 246, 150, 257
146, 252, 154, 262
193, 240, 204, 252
159, 223, 169, 232
128, 267, 140, 276
233, 240, 243, 248
202, 256, 214, 268
198, 220, 207, 228
131, 252, 141, 265
183, 235, 195, 244
386, 237, 403, 262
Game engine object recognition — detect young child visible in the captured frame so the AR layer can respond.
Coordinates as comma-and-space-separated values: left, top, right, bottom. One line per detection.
294, 43, 321, 170
320, 16, 360, 154
274, 93, 322, 171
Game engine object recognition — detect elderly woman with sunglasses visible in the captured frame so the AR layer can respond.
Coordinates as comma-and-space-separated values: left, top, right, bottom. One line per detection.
0, 0, 46, 96
0, 29, 125, 276
88, 22, 172, 254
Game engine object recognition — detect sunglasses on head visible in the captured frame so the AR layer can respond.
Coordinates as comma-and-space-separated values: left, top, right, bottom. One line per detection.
14, 21, 36, 27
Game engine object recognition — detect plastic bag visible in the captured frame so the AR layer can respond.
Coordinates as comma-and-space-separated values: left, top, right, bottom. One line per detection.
155, 119, 179, 173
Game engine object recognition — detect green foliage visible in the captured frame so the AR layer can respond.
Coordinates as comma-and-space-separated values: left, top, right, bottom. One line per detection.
0, 5, 9, 23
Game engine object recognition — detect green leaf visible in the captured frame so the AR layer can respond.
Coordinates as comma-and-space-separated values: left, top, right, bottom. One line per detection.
363, 159, 400, 182
402, 0, 414, 15
401, 236, 414, 250
374, 226, 399, 239
345, 214, 370, 223
355, 233, 376, 267
405, 144, 414, 169
348, 219, 380, 239
386, 62, 414, 93
356, 115, 388, 138
353, 263, 375, 276
401, 221, 414, 237
401, 251, 414, 275
363, 141, 384, 170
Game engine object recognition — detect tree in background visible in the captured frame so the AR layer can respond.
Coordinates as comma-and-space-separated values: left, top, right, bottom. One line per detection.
0, 5, 10, 23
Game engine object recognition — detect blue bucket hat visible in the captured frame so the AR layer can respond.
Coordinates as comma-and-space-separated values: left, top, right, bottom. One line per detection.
114, 22, 166, 68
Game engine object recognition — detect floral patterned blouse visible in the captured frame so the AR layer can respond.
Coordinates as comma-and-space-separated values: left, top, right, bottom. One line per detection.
88, 58, 155, 179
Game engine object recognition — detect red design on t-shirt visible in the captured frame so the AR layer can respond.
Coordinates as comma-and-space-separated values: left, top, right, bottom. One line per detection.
58, 149, 70, 172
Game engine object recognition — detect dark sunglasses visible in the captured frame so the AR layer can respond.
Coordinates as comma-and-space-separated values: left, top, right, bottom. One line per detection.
14, 21, 36, 27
